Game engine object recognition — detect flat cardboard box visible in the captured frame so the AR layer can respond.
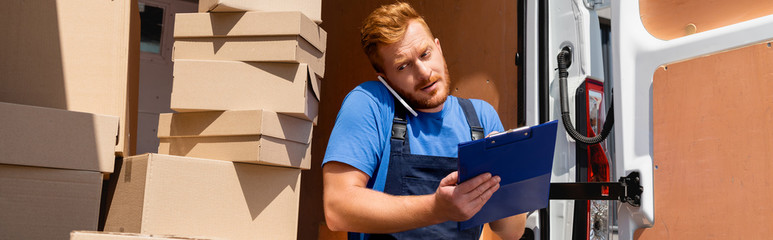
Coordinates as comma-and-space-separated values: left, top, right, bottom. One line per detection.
103, 154, 301, 240
157, 110, 312, 143
158, 135, 311, 169
156, 110, 313, 169
198, 0, 322, 23
0, 102, 119, 173
172, 36, 325, 78
174, 11, 327, 52
0, 164, 102, 240
0, 0, 140, 156
70, 231, 217, 240
170, 61, 320, 123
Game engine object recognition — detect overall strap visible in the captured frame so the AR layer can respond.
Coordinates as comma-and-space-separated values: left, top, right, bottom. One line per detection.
391, 100, 408, 141
458, 98, 485, 141
369, 98, 409, 192
354, 100, 409, 240
390, 98, 411, 154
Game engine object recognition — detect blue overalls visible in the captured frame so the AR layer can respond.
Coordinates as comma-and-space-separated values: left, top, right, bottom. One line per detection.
352, 98, 485, 240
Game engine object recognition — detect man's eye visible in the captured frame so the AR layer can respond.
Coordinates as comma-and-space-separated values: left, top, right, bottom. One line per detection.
421, 51, 431, 58
397, 64, 407, 71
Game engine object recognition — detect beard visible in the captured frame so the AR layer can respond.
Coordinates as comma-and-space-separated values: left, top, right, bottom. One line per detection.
393, 68, 451, 110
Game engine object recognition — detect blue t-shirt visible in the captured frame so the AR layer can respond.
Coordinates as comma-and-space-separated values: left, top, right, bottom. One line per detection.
323, 81, 504, 178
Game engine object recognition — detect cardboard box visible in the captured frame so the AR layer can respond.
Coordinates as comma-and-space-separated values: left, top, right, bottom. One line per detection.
158, 135, 311, 169
0, 0, 140, 157
157, 110, 313, 169
0, 164, 103, 240
170, 61, 320, 123
157, 110, 312, 142
0, 102, 119, 173
172, 36, 325, 78
174, 11, 327, 53
198, 0, 322, 24
103, 154, 301, 240
71, 231, 218, 240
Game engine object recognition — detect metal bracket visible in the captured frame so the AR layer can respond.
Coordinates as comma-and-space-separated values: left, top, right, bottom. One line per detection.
582, 0, 610, 10
549, 172, 643, 207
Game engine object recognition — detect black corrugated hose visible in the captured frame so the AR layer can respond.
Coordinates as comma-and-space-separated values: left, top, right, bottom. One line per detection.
557, 47, 614, 145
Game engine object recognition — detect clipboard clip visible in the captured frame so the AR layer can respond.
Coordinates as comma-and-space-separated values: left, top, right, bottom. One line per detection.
485, 126, 533, 149
488, 125, 530, 138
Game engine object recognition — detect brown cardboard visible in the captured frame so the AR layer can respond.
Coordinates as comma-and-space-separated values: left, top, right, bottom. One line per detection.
158, 135, 311, 169
103, 154, 301, 240
198, 0, 322, 23
170, 61, 320, 123
172, 36, 325, 77
70, 231, 218, 240
0, 0, 139, 157
157, 110, 313, 143
0, 102, 119, 173
156, 110, 313, 169
0, 164, 102, 240
174, 11, 327, 52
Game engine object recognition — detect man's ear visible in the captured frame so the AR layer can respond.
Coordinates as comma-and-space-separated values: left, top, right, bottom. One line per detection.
435, 38, 443, 54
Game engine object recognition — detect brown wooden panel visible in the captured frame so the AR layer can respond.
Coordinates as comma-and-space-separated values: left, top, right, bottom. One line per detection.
636, 42, 773, 239
640, 0, 773, 40
299, 1, 519, 239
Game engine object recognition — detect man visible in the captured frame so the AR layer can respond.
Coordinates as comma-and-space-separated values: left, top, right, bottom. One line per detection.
322, 2, 526, 239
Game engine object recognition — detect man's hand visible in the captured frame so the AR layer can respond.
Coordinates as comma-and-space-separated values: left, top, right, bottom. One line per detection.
433, 171, 501, 221
486, 130, 500, 138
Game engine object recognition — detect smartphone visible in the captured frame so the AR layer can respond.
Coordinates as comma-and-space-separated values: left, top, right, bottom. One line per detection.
378, 76, 418, 117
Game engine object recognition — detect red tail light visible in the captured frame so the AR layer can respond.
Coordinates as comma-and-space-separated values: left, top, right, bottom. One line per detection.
585, 78, 610, 240
574, 78, 612, 240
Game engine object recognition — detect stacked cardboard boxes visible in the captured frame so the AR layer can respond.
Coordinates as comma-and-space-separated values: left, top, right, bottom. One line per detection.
0, 102, 119, 239
0, 1, 138, 239
169, 10, 324, 123
0, 0, 140, 157
103, 1, 325, 240
166, 5, 325, 169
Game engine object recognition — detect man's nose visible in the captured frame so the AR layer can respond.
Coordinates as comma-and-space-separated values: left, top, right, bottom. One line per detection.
415, 60, 432, 81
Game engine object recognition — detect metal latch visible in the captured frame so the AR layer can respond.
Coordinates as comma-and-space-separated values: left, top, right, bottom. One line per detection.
549, 172, 643, 207
582, 0, 610, 10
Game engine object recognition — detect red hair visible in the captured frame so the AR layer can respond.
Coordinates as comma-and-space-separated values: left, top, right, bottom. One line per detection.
360, 2, 433, 73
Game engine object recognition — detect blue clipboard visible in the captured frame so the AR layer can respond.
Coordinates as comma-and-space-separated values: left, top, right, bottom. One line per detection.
456, 120, 558, 230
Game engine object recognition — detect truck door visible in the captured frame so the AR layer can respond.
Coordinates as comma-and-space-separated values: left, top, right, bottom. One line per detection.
525, 0, 773, 239
611, 1, 773, 238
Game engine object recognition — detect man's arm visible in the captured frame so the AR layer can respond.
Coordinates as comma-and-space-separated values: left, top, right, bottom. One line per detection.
489, 213, 527, 239
323, 161, 501, 233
